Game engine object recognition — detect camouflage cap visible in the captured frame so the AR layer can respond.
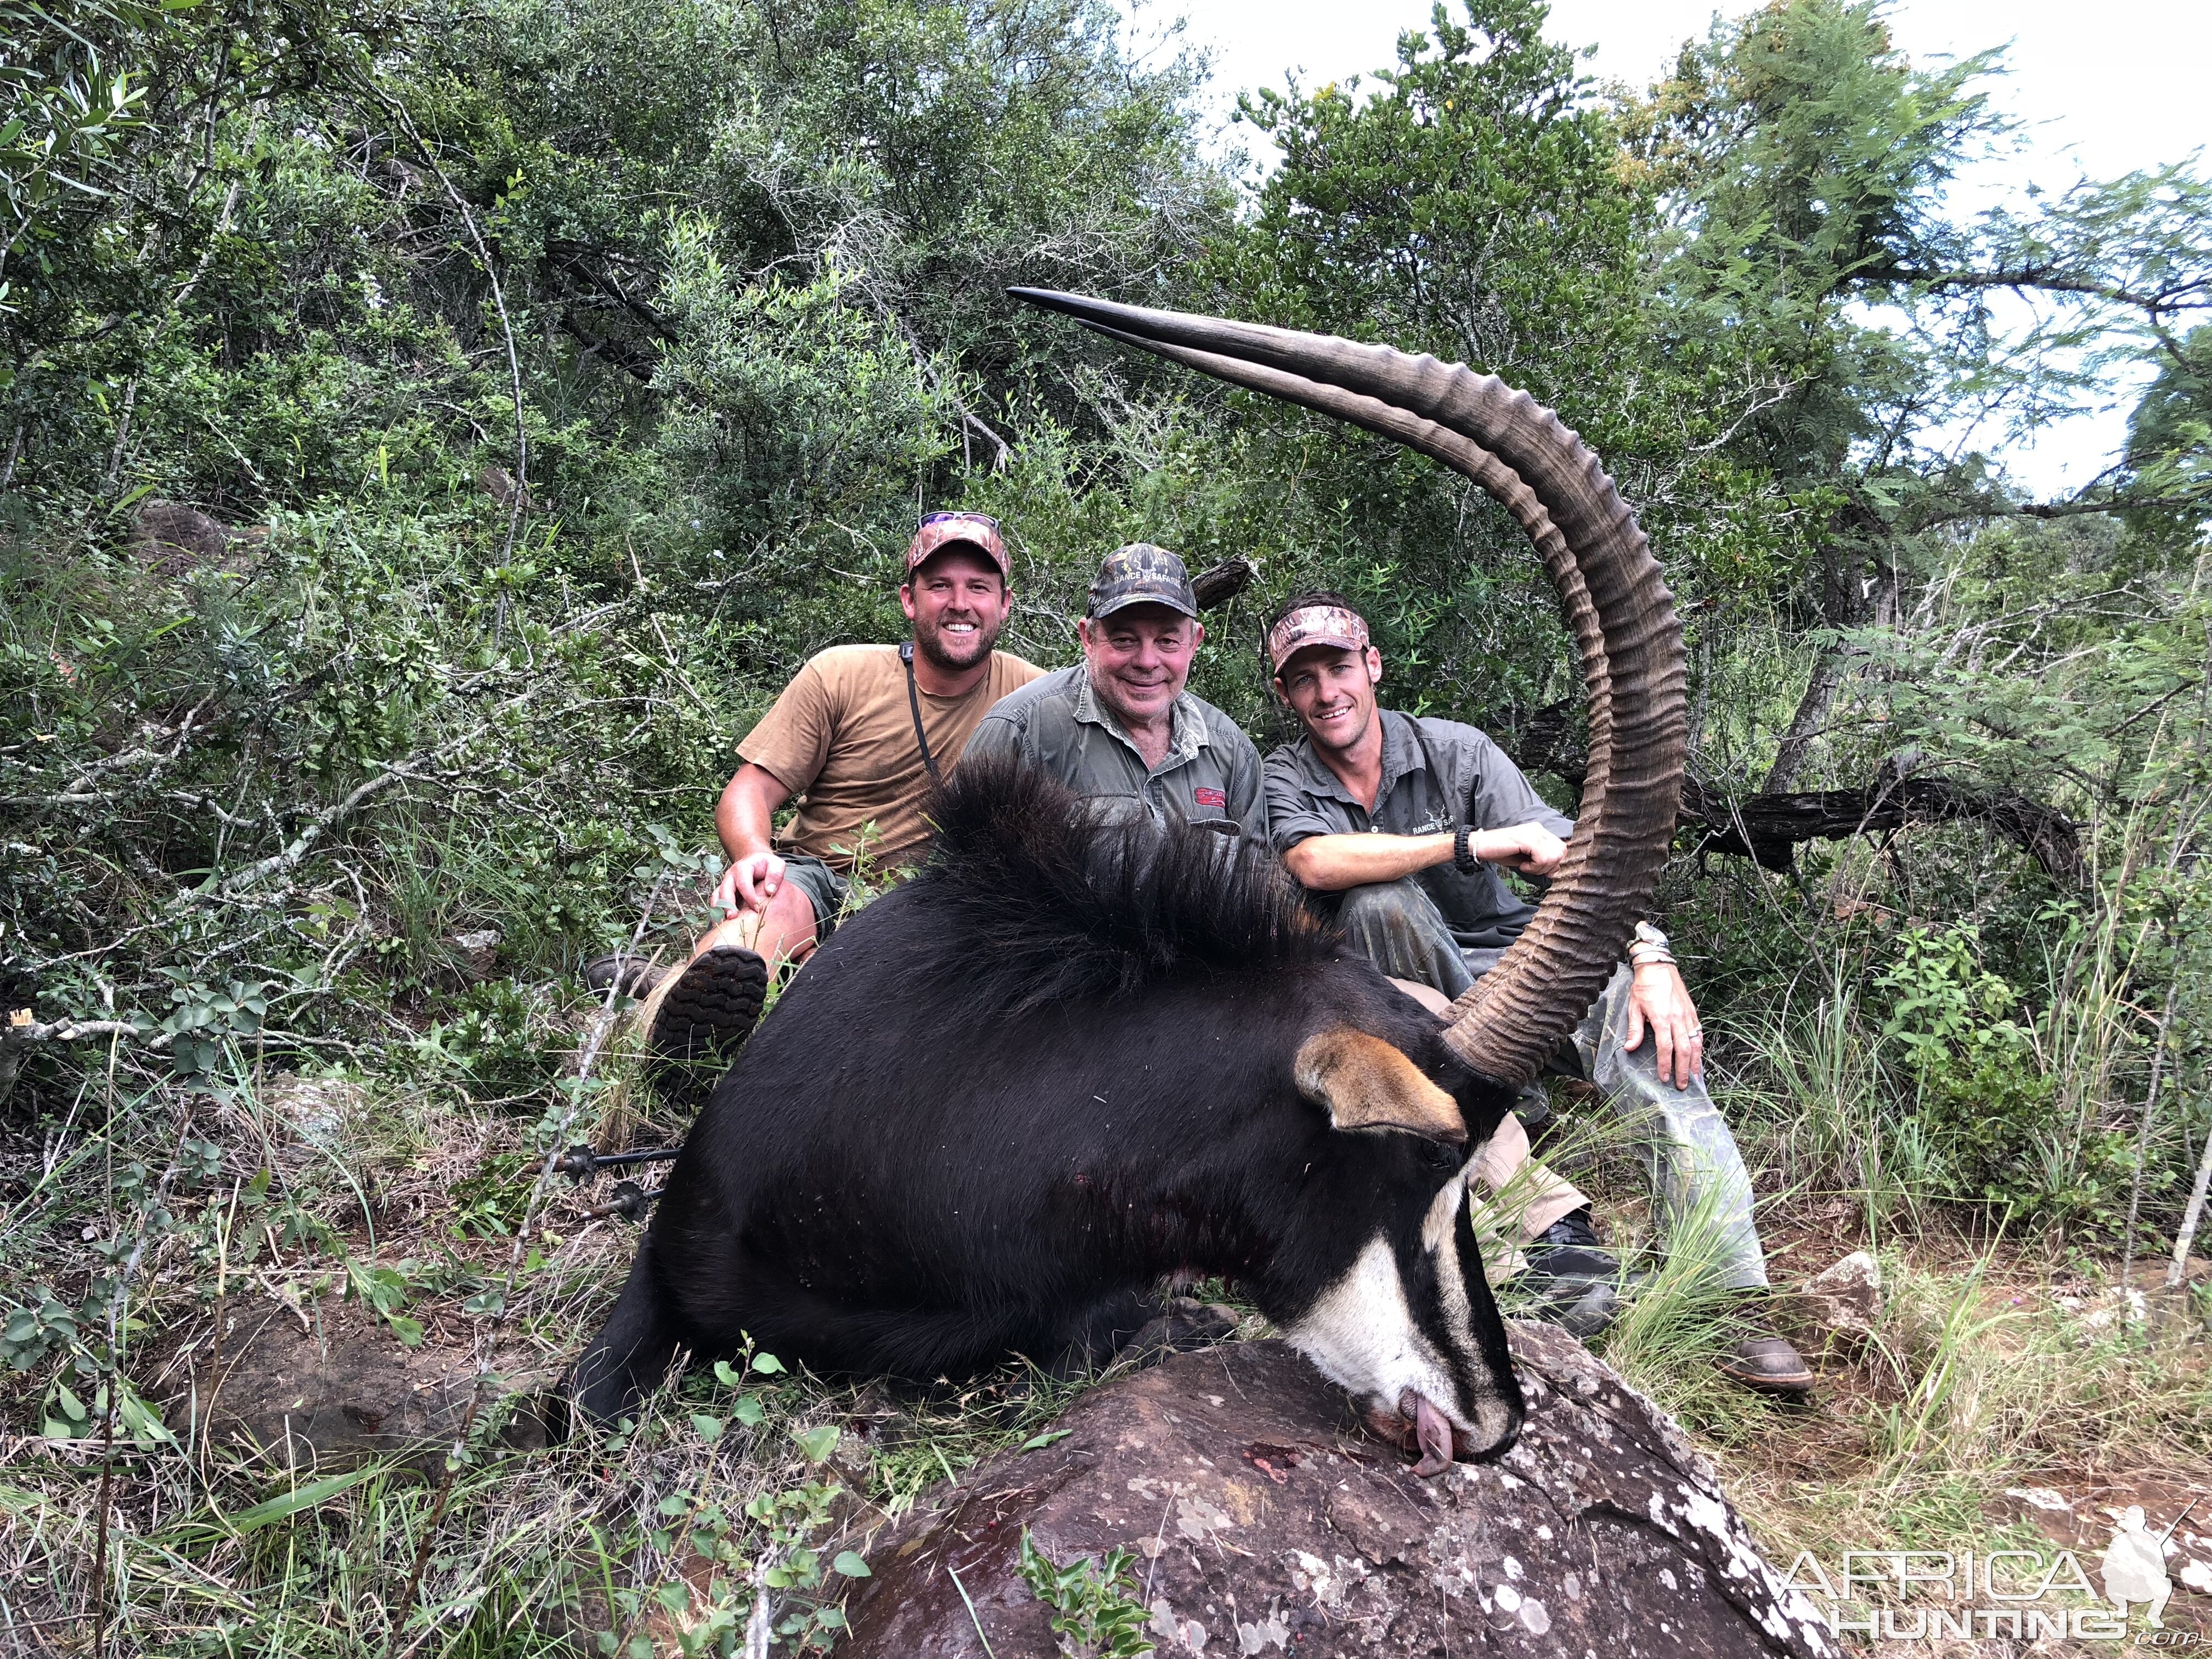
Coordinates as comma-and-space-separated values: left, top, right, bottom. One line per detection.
1087, 542, 1198, 620
905, 511, 1011, 581
1267, 602, 1370, 675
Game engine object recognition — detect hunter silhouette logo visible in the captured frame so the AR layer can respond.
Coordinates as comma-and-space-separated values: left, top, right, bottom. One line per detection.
2103, 1505, 2176, 1629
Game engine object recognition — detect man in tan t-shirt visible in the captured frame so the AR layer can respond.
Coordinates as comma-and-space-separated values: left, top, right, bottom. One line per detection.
625, 512, 1043, 1100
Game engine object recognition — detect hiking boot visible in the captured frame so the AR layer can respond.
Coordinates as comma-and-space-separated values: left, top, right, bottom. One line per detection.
1717, 1333, 1816, 1398
645, 944, 769, 1109
582, 953, 665, 1000
1516, 1206, 1624, 1340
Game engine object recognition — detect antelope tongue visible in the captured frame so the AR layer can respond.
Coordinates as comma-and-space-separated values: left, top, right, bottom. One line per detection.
1398, 1389, 1457, 1479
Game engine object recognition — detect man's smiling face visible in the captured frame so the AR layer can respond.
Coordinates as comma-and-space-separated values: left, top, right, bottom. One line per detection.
902, 546, 1012, 672
1278, 643, 1384, 756
1078, 603, 1203, 728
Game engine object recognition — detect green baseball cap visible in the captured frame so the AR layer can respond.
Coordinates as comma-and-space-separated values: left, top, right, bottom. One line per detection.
1087, 543, 1199, 620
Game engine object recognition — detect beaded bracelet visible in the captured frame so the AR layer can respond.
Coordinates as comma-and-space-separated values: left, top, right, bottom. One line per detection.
1628, 919, 1674, 969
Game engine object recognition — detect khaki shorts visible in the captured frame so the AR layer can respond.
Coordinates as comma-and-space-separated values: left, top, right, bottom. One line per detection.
777, 851, 851, 941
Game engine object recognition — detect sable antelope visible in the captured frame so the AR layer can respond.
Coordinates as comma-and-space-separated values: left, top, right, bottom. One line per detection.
569, 291, 1686, 1476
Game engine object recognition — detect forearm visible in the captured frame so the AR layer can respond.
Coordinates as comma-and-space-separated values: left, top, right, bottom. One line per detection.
716, 764, 788, 863
1284, 832, 1455, 890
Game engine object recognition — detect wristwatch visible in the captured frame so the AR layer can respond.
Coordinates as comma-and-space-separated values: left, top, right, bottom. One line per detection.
1453, 825, 1479, 873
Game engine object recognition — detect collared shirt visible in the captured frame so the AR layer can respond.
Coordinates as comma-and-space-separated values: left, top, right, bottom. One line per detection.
964, 664, 1268, 840
1265, 709, 1575, 951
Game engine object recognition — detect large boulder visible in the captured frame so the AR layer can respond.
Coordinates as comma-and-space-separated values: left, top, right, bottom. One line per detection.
842, 1322, 1835, 1656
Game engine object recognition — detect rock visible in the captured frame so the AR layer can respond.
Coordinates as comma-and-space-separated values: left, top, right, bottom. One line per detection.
453, 927, 503, 979
477, 463, 536, 512
128, 499, 266, 576
2081, 1286, 2148, 1330
262, 1073, 366, 1152
1802, 1250, 1881, 1338
840, 1324, 1836, 1656
171, 1297, 550, 1469
129, 500, 232, 572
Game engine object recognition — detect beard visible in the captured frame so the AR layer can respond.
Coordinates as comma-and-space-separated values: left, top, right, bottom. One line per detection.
913, 610, 1001, 672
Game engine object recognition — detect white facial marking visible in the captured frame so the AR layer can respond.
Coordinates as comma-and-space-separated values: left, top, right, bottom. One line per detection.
1282, 1233, 1462, 1426
1419, 1182, 1518, 1448
1422, 1173, 1464, 1252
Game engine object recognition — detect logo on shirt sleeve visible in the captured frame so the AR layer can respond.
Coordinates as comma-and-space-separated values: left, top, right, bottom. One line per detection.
1193, 786, 1227, 809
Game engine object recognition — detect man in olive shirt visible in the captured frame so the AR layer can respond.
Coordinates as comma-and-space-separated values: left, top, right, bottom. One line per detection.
627, 512, 1044, 1099
963, 544, 1265, 841
1262, 591, 1811, 1397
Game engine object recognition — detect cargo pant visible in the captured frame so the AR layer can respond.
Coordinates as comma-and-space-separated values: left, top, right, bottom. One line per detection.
1342, 876, 1769, 1291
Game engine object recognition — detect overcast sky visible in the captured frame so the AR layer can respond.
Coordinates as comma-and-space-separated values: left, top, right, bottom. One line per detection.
1153, 0, 2209, 498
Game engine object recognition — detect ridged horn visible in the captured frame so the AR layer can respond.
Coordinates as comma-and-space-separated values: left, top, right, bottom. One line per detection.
1008, 287, 1685, 1084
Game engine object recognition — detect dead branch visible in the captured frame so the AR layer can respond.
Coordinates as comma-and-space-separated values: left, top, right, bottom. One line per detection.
1678, 773, 2087, 885
1506, 710, 2087, 885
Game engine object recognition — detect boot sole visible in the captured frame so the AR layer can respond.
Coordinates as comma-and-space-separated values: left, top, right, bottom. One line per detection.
646, 946, 769, 1109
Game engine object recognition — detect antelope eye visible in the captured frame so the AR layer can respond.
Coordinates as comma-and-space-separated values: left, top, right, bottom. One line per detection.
1421, 1140, 1463, 1172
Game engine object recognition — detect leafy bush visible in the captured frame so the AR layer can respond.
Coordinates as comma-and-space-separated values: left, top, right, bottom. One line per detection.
1017, 1529, 1155, 1659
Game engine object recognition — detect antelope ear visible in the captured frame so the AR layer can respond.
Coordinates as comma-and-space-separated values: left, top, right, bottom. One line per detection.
1295, 1030, 1468, 1144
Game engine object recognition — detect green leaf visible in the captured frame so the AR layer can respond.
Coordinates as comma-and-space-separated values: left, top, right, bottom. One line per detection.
690, 1413, 725, 1443
733, 1395, 764, 1426
117, 1389, 178, 1448
225, 1469, 378, 1534
832, 1550, 872, 1578
792, 1424, 839, 1462
1019, 1428, 1073, 1451
750, 1351, 785, 1374
386, 1314, 425, 1348
713, 1359, 744, 1387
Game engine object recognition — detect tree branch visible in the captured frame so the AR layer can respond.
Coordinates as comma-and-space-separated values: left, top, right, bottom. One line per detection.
1909, 489, 2212, 532
1504, 716, 2087, 886
1679, 772, 2086, 885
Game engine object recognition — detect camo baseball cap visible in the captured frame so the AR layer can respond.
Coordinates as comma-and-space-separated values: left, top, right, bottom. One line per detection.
905, 511, 1011, 580
1267, 601, 1371, 675
1086, 543, 1198, 620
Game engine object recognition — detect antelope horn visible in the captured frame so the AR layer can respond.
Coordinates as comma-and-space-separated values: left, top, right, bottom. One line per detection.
1007, 287, 1685, 1084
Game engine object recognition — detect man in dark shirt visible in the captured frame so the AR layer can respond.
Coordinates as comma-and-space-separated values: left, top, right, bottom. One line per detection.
1261, 591, 1810, 1397
965, 544, 1265, 840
